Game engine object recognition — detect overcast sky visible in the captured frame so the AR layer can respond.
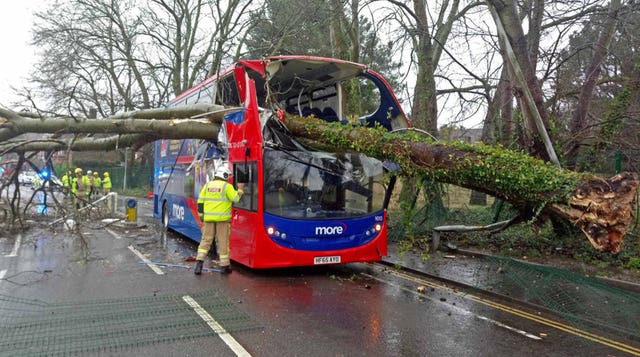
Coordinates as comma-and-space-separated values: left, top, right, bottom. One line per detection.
0, 1, 46, 108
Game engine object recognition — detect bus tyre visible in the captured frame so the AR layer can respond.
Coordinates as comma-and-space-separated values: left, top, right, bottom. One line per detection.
162, 203, 169, 230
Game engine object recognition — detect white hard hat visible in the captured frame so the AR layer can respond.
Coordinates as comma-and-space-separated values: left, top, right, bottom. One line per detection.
87, 170, 93, 175
214, 166, 231, 179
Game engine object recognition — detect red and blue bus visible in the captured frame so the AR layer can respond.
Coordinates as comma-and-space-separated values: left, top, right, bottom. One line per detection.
153, 56, 410, 268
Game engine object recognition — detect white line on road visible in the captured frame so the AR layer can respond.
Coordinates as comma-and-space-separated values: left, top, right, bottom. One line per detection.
5, 234, 21, 257
183, 295, 252, 357
0, 270, 6, 280
105, 228, 122, 240
476, 315, 541, 340
362, 273, 542, 341
127, 245, 165, 275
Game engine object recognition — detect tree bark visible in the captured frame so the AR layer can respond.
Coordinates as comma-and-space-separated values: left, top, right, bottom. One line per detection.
0, 104, 231, 149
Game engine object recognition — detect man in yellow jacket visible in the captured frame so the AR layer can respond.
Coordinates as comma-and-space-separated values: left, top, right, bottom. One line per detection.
72, 168, 91, 208
61, 170, 72, 196
102, 172, 112, 194
92, 171, 102, 198
194, 166, 243, 275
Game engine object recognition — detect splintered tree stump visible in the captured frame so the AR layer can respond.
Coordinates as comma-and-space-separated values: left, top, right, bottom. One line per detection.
550, 172, 639, 253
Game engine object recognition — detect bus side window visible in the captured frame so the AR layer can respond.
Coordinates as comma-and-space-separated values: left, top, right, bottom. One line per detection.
233, 161, 257, 211
216, 75, 240, 106
184, 174, 194, 198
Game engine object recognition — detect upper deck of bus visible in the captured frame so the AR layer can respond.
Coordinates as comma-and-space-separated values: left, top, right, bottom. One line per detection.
167, 55, 409, 133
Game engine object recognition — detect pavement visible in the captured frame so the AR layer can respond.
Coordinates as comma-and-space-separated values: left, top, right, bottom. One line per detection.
383, 243, 640, 342
384, 243, 640, 294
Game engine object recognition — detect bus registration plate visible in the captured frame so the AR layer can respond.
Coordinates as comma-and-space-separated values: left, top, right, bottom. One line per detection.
314, 256, 341, 265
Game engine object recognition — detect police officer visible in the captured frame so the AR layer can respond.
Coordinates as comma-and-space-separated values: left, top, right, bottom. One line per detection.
194, 166, 243, 275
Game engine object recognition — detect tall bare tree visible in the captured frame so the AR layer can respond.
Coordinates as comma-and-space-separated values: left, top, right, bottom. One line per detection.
27, 0, 255, 117
561, 0, 623, 169
383, 0, 484, 133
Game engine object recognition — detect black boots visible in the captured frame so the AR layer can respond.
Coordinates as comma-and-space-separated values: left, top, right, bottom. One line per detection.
194, 260, 203, 275
195, 260, 230, 274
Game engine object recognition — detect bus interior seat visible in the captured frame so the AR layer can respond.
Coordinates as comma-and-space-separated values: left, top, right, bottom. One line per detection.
321, 107, 339, 122
302, 107, 322, 118
285, 105, 298, 114
264, 191, 298, 209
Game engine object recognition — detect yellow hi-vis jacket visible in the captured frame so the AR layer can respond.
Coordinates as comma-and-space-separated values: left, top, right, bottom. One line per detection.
102, 177, 112, 189
197, 179, 241, 222
93, 177, 102, 189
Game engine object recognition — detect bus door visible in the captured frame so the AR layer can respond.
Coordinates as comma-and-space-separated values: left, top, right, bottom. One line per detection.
224, 65, 265, 265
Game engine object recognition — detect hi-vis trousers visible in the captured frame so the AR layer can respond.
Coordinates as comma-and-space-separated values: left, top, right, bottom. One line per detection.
197, 220, 230, 267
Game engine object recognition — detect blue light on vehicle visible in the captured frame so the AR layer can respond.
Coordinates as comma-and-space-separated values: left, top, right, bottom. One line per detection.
40, 170, 50, 179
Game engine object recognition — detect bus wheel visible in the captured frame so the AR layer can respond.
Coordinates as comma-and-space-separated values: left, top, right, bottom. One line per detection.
162, 203, 169, 230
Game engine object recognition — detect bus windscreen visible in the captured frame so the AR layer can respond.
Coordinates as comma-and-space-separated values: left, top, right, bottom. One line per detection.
262, 149, 385, 219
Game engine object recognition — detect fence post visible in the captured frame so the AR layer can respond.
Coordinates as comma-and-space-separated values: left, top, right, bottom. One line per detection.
123, 147, 128, 190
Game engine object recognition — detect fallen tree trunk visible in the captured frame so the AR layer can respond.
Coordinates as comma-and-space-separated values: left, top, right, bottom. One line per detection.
0, 106, 224, 142
283, 114, 639, 253
0, 107, 637, 252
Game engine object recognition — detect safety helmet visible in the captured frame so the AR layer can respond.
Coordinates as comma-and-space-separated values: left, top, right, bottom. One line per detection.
87, 170, 93, 175
104, 172, 109, 177
93, 172, 98, 176
214, 166, 231, 180
75, 168, 83, 174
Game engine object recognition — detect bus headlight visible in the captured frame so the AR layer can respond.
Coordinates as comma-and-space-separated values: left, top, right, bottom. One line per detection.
266, 226, 287, 239
374, 223, 382, 232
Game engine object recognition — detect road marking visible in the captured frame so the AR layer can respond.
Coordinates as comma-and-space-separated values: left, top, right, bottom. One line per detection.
109, 228, 165, 275
183, 295, 252, 357
5, 234, 21, 257
376, 268, 640, 355
476, 315, 541, 340
105, 228, 122, 240
362, 273, 542, 341
0, 270, 6, 280
127, 245, 164, 275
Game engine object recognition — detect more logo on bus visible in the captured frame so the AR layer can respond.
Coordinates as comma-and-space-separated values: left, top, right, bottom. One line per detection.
315, 223, 347, 236
172, 204, 185, 221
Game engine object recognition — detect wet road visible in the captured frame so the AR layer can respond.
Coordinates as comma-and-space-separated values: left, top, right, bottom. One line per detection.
1, 197, 638, 356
